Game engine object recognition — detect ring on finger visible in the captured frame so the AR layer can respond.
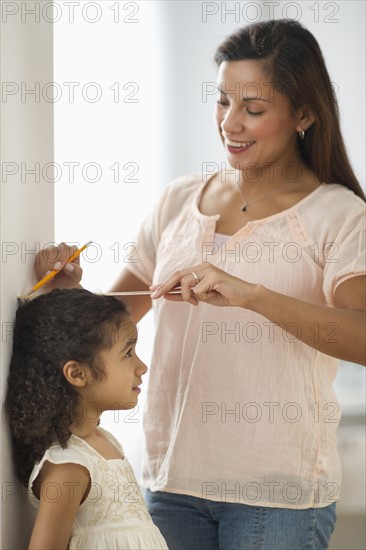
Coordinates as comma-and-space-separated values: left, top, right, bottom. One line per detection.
191, 271, 200, 284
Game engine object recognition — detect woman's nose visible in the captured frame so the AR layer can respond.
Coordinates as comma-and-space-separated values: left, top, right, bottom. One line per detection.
221, 106, 243, 135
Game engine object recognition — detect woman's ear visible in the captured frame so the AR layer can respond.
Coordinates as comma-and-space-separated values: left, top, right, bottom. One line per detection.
63, 361, 88, 388
296, 106, 315, 133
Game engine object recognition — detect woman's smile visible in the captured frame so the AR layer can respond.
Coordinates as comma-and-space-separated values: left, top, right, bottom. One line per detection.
225, 138, 256, 154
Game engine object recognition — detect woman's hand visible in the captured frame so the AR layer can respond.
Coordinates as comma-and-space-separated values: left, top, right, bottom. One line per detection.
34, 242, 83, 290
150, 262, 258, 308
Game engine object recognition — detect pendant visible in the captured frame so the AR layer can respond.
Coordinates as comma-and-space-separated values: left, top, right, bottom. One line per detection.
241, 203, 247, 212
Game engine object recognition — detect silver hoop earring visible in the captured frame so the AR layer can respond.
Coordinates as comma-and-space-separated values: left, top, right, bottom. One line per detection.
298, 130, 305, 140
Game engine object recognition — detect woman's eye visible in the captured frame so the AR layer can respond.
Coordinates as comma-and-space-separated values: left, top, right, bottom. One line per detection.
217, 99, 229, 106
246, 109, 264, 116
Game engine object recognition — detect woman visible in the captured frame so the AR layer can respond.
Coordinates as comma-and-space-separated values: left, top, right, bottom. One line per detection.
35, 20, 365, 550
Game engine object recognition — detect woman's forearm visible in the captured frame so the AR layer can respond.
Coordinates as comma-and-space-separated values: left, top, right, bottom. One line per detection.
110, 268, 152, 323
250, 285, 366, 365
150, 263, 365, 364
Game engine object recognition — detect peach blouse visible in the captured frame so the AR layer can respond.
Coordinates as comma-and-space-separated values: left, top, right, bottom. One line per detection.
127, 173, 365, 508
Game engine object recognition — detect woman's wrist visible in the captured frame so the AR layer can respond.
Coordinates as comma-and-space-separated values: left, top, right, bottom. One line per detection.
239, 282, 267, 311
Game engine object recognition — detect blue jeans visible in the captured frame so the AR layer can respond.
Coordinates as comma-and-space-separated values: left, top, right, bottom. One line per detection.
145, 489, 336, 550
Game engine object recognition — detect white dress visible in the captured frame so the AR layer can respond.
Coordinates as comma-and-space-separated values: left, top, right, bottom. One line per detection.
28, 428, 168, 549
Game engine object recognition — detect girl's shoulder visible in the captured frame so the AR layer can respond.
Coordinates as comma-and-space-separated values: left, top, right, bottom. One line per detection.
28, 436, 95, 508
29, 436, 95, 477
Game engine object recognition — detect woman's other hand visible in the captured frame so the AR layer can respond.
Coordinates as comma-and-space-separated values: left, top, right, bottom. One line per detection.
34, 242, 83, 290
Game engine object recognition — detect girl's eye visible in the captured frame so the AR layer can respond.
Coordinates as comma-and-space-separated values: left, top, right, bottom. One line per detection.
125, 347, 133, 358
217, 99, 229, 106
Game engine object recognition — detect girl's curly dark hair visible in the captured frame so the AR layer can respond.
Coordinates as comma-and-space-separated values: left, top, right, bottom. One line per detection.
5, 288, 130, 486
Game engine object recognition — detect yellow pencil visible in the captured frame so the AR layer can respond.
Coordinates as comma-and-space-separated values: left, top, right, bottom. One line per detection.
27, 241, 92, 296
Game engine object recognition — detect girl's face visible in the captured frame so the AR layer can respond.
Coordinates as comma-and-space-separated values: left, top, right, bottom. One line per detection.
215, 60, 303, 172
87, 316, 147, 411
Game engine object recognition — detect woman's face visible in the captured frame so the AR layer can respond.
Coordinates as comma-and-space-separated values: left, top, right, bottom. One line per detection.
215, 60, 303, 172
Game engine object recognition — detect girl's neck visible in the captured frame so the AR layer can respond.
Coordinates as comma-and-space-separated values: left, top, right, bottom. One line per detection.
69, 414, 100, 440
69, 418, 125, 460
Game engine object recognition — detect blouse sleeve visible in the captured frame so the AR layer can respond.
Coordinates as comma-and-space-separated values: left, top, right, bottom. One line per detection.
323, 202, 366, 306
125, 173, 202, 286
124, 202, 161, 287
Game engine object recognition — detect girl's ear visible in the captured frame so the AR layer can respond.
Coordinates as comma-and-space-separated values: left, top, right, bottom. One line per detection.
296, 106, 315, 133
63, 361, 88, 388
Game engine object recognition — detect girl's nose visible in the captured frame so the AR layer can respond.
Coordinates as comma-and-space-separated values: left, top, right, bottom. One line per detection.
137, 358, 148, 375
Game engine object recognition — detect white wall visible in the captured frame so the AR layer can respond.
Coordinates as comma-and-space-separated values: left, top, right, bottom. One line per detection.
53, 0, 162, 477
0, 4, 54, 548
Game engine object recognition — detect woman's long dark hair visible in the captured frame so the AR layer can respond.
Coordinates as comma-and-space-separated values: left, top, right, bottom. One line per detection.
215, 19, 365, 200
5, 289, 129, 486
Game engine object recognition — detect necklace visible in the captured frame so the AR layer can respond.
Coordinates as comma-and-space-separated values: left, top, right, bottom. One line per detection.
235, 180, 289, 212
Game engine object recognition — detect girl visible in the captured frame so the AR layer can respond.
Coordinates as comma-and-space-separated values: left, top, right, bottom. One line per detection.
6, 289, 168, 550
